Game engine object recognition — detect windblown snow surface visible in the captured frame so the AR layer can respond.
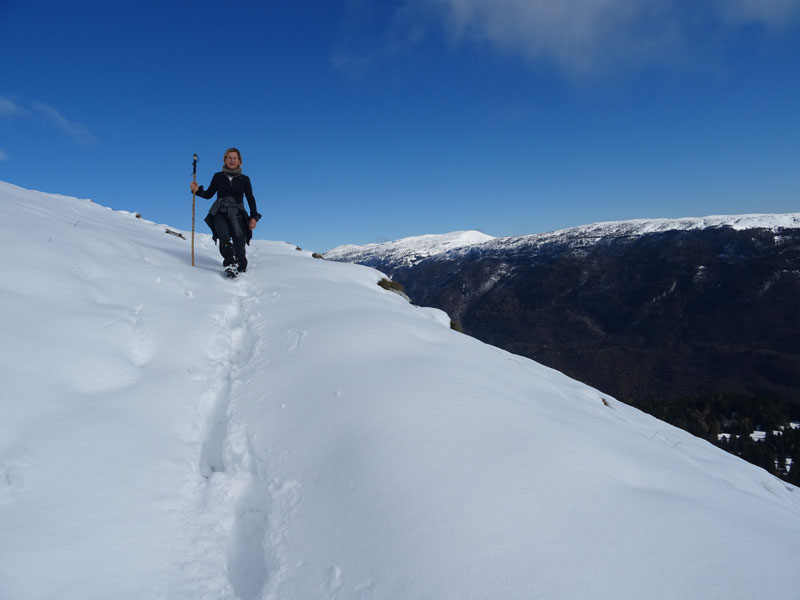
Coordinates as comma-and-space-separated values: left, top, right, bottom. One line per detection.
1, 180, 799, 600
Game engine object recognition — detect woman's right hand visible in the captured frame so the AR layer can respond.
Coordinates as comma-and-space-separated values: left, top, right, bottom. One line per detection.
190, 181, 199, 193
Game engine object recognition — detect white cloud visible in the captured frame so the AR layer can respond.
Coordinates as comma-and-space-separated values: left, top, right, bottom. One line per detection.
712, 0, 800, 29
410, 0, 800, 78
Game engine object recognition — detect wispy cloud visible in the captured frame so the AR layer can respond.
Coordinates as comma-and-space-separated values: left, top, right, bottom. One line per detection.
0, 95, 29, 117
0, 95, 97, 145
0, 148, 8, 161
31, 101, 98, 145
333, 0, 433, 79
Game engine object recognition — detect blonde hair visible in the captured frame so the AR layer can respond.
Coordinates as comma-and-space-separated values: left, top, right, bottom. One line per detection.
223, 147, 242, 163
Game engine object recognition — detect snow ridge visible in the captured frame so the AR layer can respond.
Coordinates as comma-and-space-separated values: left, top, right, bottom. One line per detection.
479, 213, 800, 254
327, 214, 800, 265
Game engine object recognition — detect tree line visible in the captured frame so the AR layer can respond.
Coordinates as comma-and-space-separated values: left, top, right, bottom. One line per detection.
630, 393, 800, 486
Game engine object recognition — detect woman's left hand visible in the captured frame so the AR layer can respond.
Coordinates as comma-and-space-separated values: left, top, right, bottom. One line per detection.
249, 218, 257, 230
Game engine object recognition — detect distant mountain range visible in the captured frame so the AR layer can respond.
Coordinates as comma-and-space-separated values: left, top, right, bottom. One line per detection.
327, 214, 800, 408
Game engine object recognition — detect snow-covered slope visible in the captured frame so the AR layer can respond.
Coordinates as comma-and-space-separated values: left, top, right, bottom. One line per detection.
327, 214, 800, 265
325, 230, 494, 266
2, 180, 800, 600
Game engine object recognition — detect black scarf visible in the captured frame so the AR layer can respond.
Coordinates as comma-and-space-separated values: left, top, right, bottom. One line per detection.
222, 167, 242, 176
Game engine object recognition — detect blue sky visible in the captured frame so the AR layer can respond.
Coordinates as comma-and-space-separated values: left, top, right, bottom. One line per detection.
2, 0, 799, 252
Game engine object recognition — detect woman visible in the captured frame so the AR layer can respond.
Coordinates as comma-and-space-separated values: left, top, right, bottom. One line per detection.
191, 148, 261, 276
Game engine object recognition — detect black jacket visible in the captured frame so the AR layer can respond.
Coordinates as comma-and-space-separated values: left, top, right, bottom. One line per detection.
196, 172, 262, 243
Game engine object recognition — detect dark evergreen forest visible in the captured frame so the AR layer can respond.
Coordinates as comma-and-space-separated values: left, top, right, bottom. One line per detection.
632, 393, 800, 485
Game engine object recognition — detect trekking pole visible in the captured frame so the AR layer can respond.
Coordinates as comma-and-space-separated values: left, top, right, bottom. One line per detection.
191, 154, 198, 266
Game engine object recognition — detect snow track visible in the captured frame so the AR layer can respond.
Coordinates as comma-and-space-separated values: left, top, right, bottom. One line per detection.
186, 274, 272, 600
188, 254, 304, 600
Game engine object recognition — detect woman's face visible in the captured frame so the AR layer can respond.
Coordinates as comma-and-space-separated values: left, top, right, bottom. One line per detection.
224, 152, 241, 169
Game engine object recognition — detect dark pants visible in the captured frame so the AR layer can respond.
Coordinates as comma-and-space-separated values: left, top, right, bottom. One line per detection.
213, 213, 247, 269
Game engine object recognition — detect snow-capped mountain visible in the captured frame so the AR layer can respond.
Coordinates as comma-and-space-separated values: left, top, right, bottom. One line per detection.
326, 230, 494, 267
473, 213, 800, 254
326, 214, 800, 267
2, 180, 800, 600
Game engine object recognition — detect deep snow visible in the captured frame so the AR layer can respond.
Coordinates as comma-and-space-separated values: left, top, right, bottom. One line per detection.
1, 180, 799, 600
